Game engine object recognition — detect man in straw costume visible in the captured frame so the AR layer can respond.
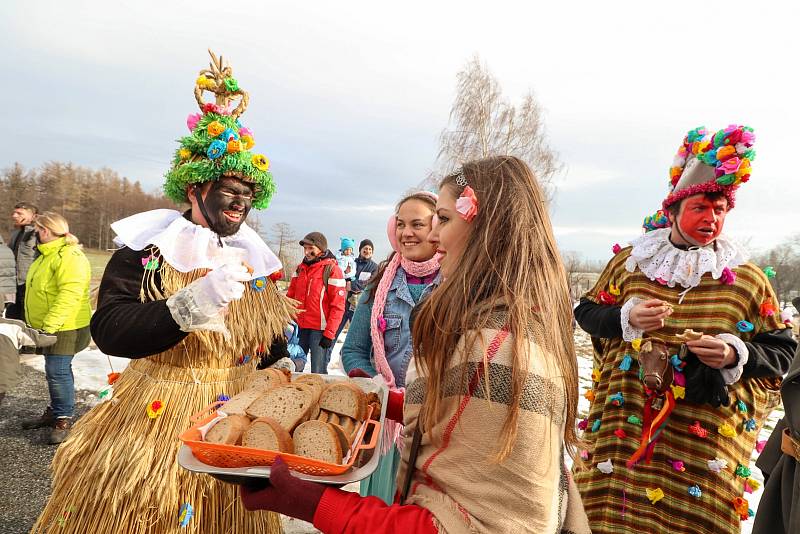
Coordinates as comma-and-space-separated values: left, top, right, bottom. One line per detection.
573, 125, 796, 533
32, 51, 295, 533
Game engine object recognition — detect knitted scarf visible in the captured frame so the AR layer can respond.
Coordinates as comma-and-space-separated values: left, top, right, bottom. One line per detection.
370, 254, 439, 391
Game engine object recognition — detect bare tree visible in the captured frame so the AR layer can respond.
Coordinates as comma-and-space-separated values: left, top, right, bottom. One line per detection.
431, 55, 561, 199
268, 222, 300, 278
752, 234, 800, 306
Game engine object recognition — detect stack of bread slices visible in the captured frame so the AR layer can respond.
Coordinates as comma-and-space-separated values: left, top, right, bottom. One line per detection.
203, 369, 381, 465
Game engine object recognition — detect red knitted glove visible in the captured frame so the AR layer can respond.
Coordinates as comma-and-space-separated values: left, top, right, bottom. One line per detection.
240, 457, 326, 523
348, 368, 372, 378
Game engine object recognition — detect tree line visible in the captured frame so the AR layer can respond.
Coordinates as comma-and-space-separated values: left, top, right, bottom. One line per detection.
1, 162, 175, 249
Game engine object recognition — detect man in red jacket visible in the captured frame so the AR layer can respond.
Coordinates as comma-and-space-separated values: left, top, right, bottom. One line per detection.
287, 231, 346, 374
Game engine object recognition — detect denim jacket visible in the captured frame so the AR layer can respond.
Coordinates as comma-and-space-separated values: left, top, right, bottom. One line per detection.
341, 267, 438, 388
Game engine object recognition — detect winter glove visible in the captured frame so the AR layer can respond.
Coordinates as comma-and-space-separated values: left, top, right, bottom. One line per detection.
319, 336, 334, 349
240, 457, 326, 523
683, 350, 730, 408
257, 337, 290, 370
166, 263, 250, 337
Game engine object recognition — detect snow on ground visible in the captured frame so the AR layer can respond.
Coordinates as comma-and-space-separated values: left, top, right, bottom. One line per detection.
22, 331, 783, 532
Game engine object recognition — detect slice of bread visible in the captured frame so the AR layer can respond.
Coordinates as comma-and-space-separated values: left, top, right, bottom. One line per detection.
242, 417, 294, 453
293, 421, 343, 464
218, 388, 262, 416
246, 384, 316, 431
294, 373, 325, 393
320, 382, 367, 420
204, 414, 251, 445
330, 423, 352, 455
245, 368, 290, 392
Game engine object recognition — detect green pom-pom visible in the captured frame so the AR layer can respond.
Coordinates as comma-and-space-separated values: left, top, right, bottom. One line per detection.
224, 77, 239, 92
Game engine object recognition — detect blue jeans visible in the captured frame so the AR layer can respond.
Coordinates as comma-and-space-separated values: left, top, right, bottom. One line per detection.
334, 306, 355, 345
298, 329, 331, 374
44, 354, 75, 418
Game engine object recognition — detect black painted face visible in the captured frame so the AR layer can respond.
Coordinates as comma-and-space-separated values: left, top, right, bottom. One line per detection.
201, 177, 254, 237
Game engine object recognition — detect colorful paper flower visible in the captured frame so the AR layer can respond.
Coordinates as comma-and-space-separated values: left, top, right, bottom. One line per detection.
217, 394, 230, 402
688, 485, 702, 498
736, 320, 754, 333
716, 145, 736, 162
187, 113, 201, 132
220, 128, 239, 142
251, 276, 267, 291
708, 457, 727, 473
763, 266, 776, 278
614, 428, 627, 439
608, 392, 624, 406
745, 478, 761, 493
98, 384, 114, 402
720, 267, 736, 285
597, 459, 614, 474
670, 384, 685, 400
377, 316, 387, 332
142, 254, 160, 270
591, 419, 601, 432
455, 185, 479, 222
224, 77, 239, 92
147, 400, 165, 419
202, 102, 220, 114
597, 291, 616, 305
733, 497, 751, 521
241, 134, 255, 150
207, 140, 227, 160
718, 423, 737, 437
670, 460, 685, 472
627, 415, 642, 426
619, 354, 633, 371
239, 126, 253, 138
612, 243, 622, 254
268, 270, 284, 282
227, 140, 242, 153
107, 372, 121, 385
646, 488, 664, 505
609, 283, 621, 296
584, 389, 596, 402
689, 421, 708, 438
207, 121, 226, 137
734, 464, 752, 478
178, 148, 191, 160
178, 503, 194, 527
631, 338, 642, 352
578, 418, 588, 431
591, 368, 601, 382
252, 154, 270, 171
744, 418, 757, 432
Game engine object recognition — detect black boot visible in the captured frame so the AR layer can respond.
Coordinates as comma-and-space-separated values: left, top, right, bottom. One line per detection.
21, 406, 55, 429
49, 417, 72, 444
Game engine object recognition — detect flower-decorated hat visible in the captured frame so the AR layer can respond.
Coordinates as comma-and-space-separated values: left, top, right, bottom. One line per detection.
663, 124, 755, 211
163, 50, 275, 209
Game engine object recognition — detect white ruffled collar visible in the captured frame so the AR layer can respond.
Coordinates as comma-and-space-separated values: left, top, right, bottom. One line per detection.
624, 228, 748, 289
111, 209, 282, 279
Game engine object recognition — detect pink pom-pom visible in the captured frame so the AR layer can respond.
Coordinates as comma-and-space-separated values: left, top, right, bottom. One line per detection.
612, 243, 622, 255
187, 113, 201, 132
755, 440, 767, 453
239, 126, 253, 138
377, 317, 387, 333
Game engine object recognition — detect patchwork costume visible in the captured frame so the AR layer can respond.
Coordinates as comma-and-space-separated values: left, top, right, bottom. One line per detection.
33, 52, 294, 533
573, 125, 797, 533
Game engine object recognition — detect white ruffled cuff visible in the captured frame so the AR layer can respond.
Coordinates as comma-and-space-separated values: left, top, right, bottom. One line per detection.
620, 297, 645, 342
716, 333, 749, 385
166, 285, 230, 338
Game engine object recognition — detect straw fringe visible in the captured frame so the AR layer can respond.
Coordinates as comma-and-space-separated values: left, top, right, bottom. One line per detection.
32, 262, 296, 533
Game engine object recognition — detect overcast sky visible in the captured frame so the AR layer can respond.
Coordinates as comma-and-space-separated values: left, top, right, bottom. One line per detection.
1, 1, 798, 263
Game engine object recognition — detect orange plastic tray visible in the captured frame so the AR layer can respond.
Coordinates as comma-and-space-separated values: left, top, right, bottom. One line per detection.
179, 401, 380, 476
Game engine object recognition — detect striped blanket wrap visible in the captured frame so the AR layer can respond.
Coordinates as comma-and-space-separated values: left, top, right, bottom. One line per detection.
399, 324, 591, 533
574, 247, 786, 534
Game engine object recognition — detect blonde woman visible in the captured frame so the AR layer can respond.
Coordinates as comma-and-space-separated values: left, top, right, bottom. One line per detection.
21, 211, 91, 444
240, 156, 590, 533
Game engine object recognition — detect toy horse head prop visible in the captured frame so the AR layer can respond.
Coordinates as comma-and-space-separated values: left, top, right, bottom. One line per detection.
639, 339, 673, 394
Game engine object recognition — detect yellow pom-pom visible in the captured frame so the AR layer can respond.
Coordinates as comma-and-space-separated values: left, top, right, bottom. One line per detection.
178, 148, 191, 160
252, 154, 270, 171
646, 487, 664, 504
227, 140, 242, 153
632, 338, 642, 352
207, 121, 225, 137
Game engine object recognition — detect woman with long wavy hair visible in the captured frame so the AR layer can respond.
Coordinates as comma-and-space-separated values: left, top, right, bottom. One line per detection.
240, 156, 589, 533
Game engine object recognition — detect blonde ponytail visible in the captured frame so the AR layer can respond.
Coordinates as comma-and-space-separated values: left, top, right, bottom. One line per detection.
35, 211, 81, 246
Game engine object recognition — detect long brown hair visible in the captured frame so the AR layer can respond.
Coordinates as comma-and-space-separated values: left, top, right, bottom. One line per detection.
366, 192, 437, 304
411, 155, 580, 462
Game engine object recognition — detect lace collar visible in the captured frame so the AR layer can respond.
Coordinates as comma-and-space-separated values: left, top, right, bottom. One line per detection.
624, 228, 748, 289
111, 209, 281, 278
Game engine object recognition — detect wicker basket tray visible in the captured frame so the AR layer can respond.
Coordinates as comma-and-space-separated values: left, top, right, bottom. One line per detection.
179, 401, 380, 476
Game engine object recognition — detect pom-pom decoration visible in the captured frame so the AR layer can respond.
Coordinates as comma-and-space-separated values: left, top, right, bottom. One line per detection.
608, 392, 624, 406
669, 460, 685, 472
646, 487, 664, 504
736, 321, 754, 333
763, 266, 776, 278
718, 423, 737, 437
597, 459, 614, 474
251, 277, 267, 291
733, 497, 751, 521
627, 415, 643, 426
612, 243, 622, 254
642, 209, 670, 232
708, 457, 728, 473
591, 419, 601, 432
720, 267, 736, 285
688, 485, 702, 498
597, 291, 616, 305
619, 354, 633, 371
107, 372, 121, 385
689, 421, 708, 438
